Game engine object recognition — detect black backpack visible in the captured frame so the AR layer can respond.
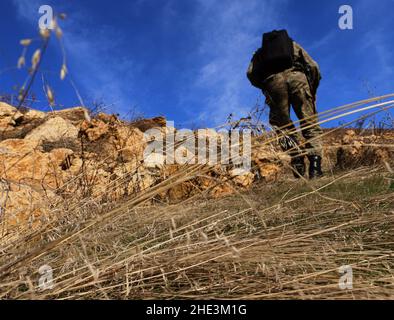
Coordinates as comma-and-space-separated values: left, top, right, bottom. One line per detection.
247, 30, 294, 88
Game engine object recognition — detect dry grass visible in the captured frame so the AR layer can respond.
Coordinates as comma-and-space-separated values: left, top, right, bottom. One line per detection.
0, 155, 393, 299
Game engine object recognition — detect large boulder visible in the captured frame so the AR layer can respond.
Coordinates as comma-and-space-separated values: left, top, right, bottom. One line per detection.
22, 109, 46, 122
0, 139, 71, 189
25, 116, 79, 144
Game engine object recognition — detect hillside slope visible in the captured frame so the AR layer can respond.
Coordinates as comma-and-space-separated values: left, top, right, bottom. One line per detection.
0, 102, 393, 299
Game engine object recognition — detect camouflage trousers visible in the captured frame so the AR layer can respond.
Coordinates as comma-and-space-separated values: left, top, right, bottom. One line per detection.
262, 69, 323, 157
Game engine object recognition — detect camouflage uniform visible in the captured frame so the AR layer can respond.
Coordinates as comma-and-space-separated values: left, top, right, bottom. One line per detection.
255, 42, 323, 157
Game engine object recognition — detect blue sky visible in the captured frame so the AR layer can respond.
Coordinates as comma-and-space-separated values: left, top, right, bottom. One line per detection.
0, 0, 393, 127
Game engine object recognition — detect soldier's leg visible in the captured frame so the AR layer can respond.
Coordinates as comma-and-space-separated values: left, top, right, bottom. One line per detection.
263, 74, 299, 154
263, 73, 305, 178
288, 71, 323, 157
288, 71, 324, 178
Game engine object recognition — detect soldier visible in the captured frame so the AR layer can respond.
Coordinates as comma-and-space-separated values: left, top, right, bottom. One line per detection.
247, 30, 324, 179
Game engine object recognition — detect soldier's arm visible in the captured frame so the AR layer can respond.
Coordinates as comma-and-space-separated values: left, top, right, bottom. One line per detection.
293, 41, 321, 92
293, 42, 320, 75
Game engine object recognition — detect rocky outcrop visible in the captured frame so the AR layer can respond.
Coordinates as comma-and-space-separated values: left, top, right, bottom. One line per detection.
4, 102, 363, 233
0, 103, 151, 231
335, 129, 392, 169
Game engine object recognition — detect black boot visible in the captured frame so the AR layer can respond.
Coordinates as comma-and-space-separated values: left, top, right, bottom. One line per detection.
291, 156, 306, 179
308, 155, 323, 179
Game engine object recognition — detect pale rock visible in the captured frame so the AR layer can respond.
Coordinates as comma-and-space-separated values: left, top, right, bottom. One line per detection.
229, 168, 255, 188
22, 109, 46, 122
25, 116, 79, 143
